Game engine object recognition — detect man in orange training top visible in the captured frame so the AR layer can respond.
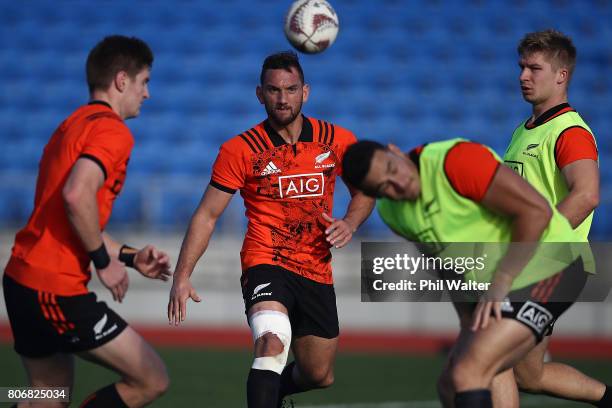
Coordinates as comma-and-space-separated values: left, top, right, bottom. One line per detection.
168, 51, 375, 407
4, 35, 172, 408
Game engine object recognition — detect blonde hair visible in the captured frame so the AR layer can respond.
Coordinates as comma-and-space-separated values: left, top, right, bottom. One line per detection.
518, 29, 576, 78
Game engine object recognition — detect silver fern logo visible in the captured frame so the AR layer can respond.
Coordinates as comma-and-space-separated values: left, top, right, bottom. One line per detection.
93, 313, 108, 335
315, 151, 331, 163
93, 313, 118, 341
253, 283, 271, 295
315, 151, 335, 169
251, 282, 273, 300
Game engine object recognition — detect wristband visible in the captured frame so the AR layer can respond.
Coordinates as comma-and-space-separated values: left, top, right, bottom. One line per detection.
119, 244, 136, 268
89, 243, 111, 270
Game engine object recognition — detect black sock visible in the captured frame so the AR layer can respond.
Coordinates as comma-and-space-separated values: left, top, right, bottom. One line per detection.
247, 368, 281, 408
595, 385, 612, 407
80, 384, 128, 408
455, 389, 492, 408
278, 361, 308, 401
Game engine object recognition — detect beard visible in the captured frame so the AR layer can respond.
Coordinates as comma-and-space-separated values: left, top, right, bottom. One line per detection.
265, 101, 303, 127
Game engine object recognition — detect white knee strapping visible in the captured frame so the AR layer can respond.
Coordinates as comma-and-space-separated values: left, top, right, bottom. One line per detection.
248, 310, 292, 374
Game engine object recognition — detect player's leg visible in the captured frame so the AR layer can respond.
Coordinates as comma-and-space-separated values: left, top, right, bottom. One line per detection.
42, 289, 169, 408
451, 264, 585, 408
77, 325, 169, 407
438, 327, 471, 408
246, 301, 292, 408
451, 318, 536, 408
17, 353, 74, 408
277, 272, 339, 405
490, 369, 519, 408
439, 331, 518, 408
514, 336, 608, 404
513, 260, 611, 406
242, 265, 296, 408
438, 301, 519, 408
286, 334, 338, 389
3, 274, 74, 408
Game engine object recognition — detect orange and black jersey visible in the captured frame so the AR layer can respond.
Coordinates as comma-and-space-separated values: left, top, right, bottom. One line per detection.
5, 101, 133, 295
210, 115, 357, 284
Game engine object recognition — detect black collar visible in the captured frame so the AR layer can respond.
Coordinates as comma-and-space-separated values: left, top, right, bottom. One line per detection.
88, 100, 113, 109
263, 115, 313, 147
527, 103, 572, 128
408, 145, 424, 171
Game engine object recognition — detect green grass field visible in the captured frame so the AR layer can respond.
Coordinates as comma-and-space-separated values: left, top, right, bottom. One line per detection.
1, 344, 610, 407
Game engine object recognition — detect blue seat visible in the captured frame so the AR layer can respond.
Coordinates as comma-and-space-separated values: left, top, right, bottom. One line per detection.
108, 188, 143, 225
0, 0, 611, 235
0, 141, 41, 172
0, 185, 34, 225
153, 189, 203, 229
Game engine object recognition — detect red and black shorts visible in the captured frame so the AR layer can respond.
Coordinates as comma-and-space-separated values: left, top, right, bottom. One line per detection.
501, 258, 588, 342
241, 264, 339, 339
3, 274, 127, 358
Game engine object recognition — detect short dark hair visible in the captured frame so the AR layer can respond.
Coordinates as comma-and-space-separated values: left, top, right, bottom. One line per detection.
86, 35, 154, 93
342, 140, 386, 196
518, 29, 576, 78
260, 51, 305, 85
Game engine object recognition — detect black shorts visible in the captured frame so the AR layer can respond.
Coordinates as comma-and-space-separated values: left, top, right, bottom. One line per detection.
241, 264, 339, 339
3, 274, 127, 358
501, 258, 588, 342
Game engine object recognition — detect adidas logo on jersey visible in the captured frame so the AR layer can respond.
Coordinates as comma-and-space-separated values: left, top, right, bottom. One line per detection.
261, 161, 281, 176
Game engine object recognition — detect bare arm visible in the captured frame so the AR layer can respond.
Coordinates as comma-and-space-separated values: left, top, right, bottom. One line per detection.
63, 159, 106, 251
324, 186, 375, 248
168, 185, 234, 324
102, 232, 122, 257
174, 185, 234, 280
472, 165, 552, 329
102, 232, 172, 282
481, 165, 552, 243
63, 158, 129, 302
557, 159, 599, 228
344, 187, 376, 231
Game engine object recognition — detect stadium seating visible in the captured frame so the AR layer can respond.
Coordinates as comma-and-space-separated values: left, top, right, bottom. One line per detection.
0, 0, 610, 236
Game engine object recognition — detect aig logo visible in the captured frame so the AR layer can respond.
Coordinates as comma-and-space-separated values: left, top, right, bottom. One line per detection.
278, 173, 324, 198
516, 301, 553, 335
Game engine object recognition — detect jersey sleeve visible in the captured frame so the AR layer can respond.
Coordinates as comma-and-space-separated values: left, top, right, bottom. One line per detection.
335, 128, 358, 178
81, 118, 133, 179
444, 142, 500, 202
210, 141, 247, 193
555, 127, 598, 169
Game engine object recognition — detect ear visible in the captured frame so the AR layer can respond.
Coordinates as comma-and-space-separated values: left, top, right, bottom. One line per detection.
388, 143, 403, 155
557, 67, 569, 85
256, 85, 264, 104
302, 83, 310, 103
114, 71, 128, 93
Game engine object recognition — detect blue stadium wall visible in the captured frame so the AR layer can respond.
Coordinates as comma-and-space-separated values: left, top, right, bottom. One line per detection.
0, 0, 610, 238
